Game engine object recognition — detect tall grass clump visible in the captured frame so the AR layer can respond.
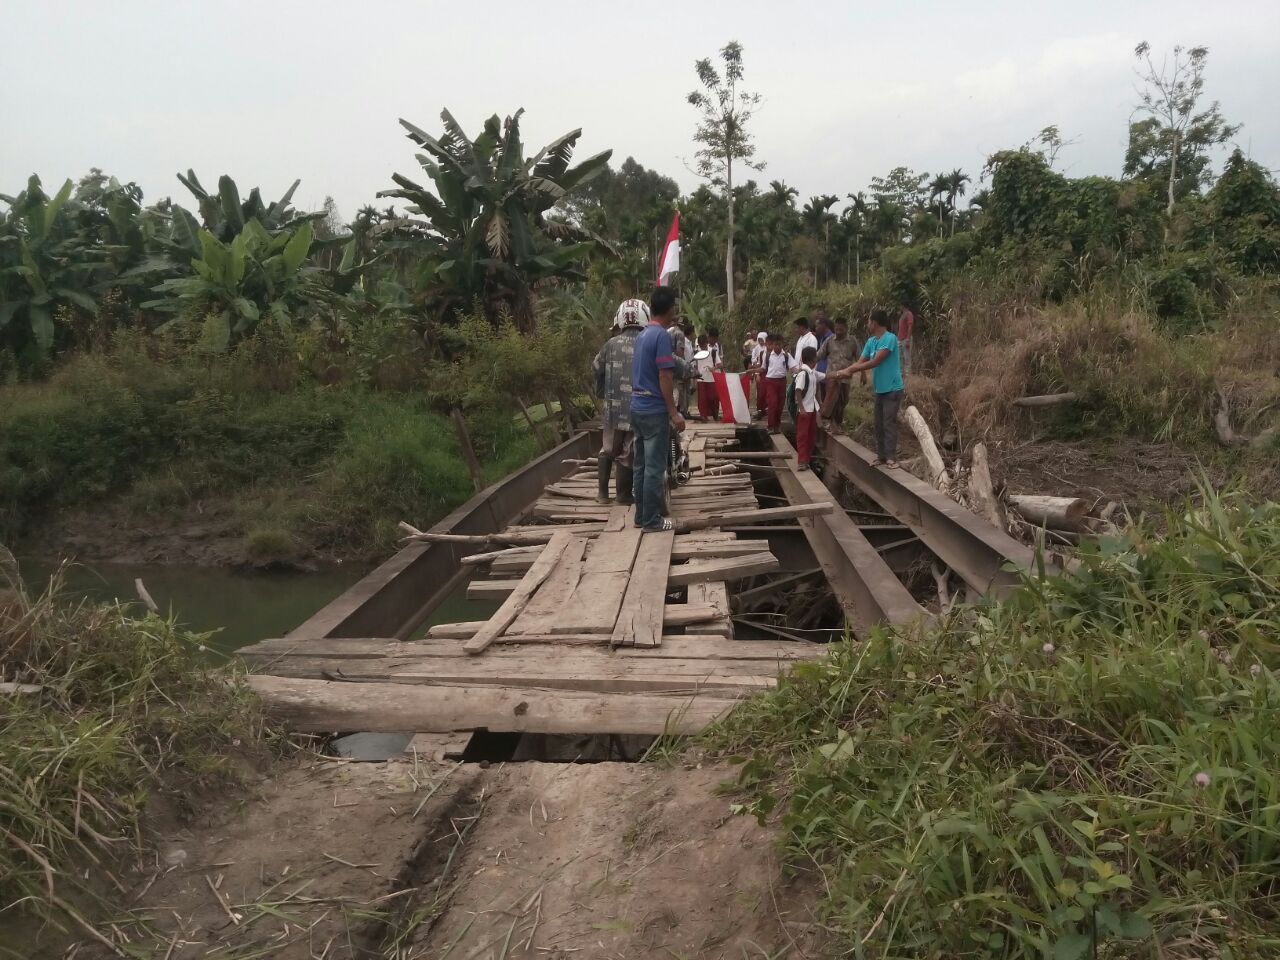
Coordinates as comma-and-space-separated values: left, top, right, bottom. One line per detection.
711, 487, 1280, 958
0, 556, 267, 942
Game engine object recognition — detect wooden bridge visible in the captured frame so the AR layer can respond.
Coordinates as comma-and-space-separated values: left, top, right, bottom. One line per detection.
241, 420, 1036, 739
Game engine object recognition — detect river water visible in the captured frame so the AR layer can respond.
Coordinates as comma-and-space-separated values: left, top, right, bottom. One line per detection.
14, 557, 497, 760
14, 558, 496, 656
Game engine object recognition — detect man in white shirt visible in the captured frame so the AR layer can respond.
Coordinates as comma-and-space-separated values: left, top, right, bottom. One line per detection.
793, 317, 818, 359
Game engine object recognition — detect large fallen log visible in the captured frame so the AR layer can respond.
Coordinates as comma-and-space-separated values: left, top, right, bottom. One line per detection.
967, 442, 1006, 531
1012, 392, 1079, 408
902, 405, 949, 487
1008, 494, 1089, 531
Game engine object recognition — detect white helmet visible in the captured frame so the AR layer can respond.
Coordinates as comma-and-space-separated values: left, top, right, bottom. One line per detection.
614, 298, 650, 331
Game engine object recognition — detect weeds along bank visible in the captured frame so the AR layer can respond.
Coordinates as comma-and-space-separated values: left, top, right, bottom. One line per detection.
726, 265, 1280, 463
0, 563, 269, 949
709, 490, 1280, 958
0, 328, 544, 567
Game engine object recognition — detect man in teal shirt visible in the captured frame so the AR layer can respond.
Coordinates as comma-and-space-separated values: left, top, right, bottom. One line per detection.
831, 309, 905, 467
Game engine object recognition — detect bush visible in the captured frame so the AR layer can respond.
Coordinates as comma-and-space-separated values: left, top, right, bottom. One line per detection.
710, 489, 1280, 957
0, 561, 268, 932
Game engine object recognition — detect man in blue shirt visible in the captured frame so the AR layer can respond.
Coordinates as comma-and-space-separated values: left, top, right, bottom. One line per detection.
629, 287, 686, 531
831, 309, 905, 467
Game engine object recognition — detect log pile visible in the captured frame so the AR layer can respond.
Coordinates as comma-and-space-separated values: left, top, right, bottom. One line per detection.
897, 407, 1119, 549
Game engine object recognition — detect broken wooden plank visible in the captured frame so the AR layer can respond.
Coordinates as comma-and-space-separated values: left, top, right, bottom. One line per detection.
460, 544, 541, 567
430, 600, 722, 638
261, 656, 779, 693
706, 451, 791, 460
668, 552, 779, 586
677, 502, 832, 532
611, 529, 675, 648
462, 531, 573, 655
686, 581, 733, 638
490, 537, 755, 574
466, 579, 525, 600
505, 534, 589, 635
248, 675, 738, 735
242, 634, 821, 662
671, 540, 762, 560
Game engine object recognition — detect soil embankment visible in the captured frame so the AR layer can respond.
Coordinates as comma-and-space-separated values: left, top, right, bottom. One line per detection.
60, 755, 823, 959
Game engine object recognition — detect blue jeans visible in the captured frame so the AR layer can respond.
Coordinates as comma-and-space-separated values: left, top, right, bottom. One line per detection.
630, 411, 670, 530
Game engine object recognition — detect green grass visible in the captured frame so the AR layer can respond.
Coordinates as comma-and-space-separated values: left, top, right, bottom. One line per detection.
707, 486, 1280, 958
0, 555, 269, 946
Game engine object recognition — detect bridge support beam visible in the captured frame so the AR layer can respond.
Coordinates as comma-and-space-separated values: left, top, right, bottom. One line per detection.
769, 433, 929, 638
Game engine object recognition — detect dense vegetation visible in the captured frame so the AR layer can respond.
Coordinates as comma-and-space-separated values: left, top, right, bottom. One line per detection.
711, 489, 1280, 957
2, 43, 1277, 563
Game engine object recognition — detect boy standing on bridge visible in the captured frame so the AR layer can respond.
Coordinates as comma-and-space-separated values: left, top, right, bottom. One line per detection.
831, 309, 905, 468
630, 288, 686, 533
793, 346, 825, 470
591, 299, 648, 504
756, 333, 795, 435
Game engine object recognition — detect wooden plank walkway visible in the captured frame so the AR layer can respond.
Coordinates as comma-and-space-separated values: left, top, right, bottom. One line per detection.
242, 422, 832, 735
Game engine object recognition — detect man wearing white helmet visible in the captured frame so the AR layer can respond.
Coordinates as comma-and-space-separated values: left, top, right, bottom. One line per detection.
590, 298, 648, 504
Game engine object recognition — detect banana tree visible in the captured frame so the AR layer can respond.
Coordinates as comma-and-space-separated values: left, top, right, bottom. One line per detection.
0, 176, 107, 357
144, 219, 317, 350
378, 108, 612, 331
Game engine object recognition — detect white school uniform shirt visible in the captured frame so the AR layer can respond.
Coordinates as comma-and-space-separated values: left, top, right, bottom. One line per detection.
750, 342, 767, 368
795, 331, 818, 361
765, 350, 794, 379
697, 343, 721, 382
794, 363, 826, 414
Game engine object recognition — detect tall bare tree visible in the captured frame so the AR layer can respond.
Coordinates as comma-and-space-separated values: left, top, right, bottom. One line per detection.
1128, 42, 1240, 222
687, 41, 762, 311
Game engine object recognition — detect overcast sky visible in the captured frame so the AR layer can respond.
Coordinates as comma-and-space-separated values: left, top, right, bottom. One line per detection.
3, 1, 1278, 220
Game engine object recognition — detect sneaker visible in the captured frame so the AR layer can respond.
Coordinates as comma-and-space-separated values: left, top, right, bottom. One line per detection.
797, 463, 810, 471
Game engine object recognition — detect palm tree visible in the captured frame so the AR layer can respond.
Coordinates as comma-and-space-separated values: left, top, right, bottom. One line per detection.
379, 108, 612, 331
800, 194, 840, 286
844, 191, 869, 284
945, 169, 971, 236
928, 174, 950, 237
768, 180, 799, 208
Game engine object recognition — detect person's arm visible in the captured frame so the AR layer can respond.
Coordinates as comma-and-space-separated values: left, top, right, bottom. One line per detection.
832, 349, 890, 379
658, 368, 685, 432
902, 312, 914, 342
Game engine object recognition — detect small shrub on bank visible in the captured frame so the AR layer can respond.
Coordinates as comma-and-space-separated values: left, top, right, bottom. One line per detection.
709, 489, 1280, 958
0, 558, 269, 936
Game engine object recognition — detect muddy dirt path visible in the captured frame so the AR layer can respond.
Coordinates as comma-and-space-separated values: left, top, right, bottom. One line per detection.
55, 755, 825, 960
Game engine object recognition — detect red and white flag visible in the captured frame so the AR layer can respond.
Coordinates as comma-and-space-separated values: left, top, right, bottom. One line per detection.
714, 371, 753, 425
656, 212, 680, 287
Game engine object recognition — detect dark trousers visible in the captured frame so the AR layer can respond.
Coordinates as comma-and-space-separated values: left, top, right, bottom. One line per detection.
696, 381, 719, 420
795, 411, 817, 464
765, 377, 787, 431
630, 411, 670, 530
821, 381, 850, 427
873, 390, 904, 461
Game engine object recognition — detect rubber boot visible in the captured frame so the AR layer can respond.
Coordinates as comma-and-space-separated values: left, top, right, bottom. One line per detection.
596, 456, 614, 504
615, 464, 634, 505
